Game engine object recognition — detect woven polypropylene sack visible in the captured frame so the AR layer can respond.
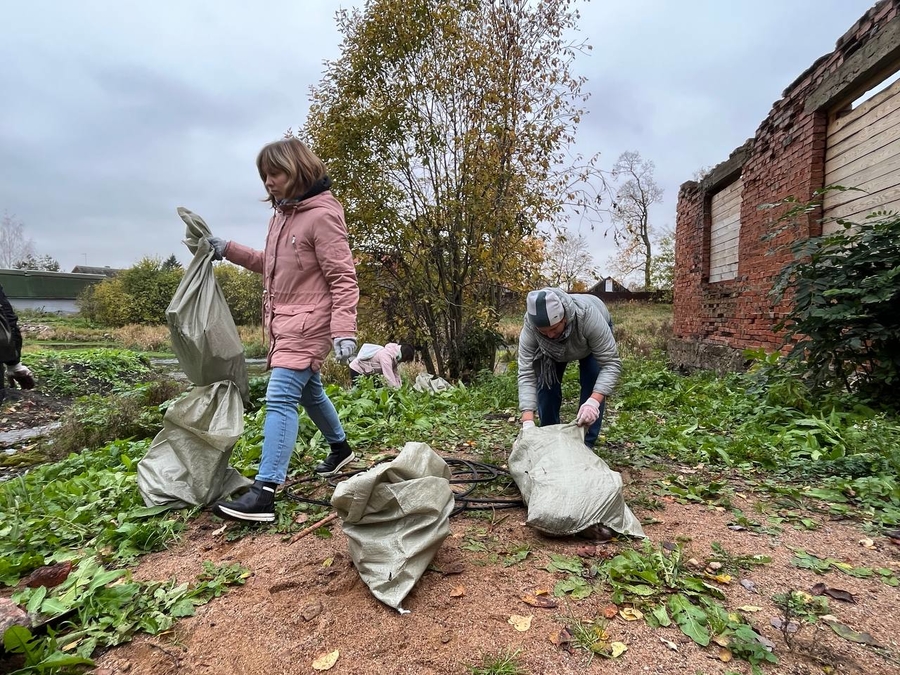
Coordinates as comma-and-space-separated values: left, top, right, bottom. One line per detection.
166, 207, 249, 401
137, 381, 251, 508
331, 442, 454, 612
508, 423, 645, 538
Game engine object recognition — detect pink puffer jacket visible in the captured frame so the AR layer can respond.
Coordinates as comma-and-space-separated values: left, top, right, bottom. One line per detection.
224, 191, 358, 372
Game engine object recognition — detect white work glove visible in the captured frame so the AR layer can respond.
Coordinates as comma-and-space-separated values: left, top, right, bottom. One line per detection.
522, 420, 536, 430
333, 337, 357, 364
7, 363, 36, 390
207, 237, 228, 261
575, 398, 601, 426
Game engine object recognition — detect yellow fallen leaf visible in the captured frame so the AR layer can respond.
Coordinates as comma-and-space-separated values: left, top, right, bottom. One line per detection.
619, 607, 643, 621
719, 648, 733, 662
312, 650, 339, 671
706, 573, 732, 584
738, 605, 762, 612
610, 641, 628, 658
61, 640, 81, 652
450, 585, 465, 598
712, 635, 730, 648
859, 537, 875, 549
534, 588, 550, 596
322, 557, 334, 568
508, 614, 533, 631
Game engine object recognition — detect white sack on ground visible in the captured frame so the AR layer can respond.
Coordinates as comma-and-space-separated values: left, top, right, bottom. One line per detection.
508, 423, 645, 538
412, 373, 452, 395
167, 207, 249, 401
331, 442, 454, 612
137, 381, 251, 508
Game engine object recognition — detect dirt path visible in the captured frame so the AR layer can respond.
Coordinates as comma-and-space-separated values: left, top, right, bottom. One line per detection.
93, 469, 900, 675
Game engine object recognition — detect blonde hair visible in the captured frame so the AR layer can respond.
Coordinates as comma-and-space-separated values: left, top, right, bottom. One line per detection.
256, 138, 327, 205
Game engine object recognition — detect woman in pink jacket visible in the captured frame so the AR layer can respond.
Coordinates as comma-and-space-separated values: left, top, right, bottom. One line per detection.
208, 138, 359, 524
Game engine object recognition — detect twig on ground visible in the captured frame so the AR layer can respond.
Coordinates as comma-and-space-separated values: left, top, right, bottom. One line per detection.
288, 512, 339, 544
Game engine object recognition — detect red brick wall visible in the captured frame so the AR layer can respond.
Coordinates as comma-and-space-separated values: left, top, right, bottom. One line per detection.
673, 0, 900, 365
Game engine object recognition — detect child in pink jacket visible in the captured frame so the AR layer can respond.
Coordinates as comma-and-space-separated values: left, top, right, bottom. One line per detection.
349, 343, 415, 389
207, 138, 359, 524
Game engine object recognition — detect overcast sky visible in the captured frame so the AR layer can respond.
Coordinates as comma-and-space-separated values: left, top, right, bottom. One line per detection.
0, 0, 877, 274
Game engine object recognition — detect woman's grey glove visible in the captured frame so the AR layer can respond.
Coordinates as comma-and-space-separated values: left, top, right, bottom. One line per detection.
333, 337, 357, 364
207, 237, 228, 261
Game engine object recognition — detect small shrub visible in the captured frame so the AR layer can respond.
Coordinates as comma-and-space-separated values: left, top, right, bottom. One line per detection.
771, 197, 900, 404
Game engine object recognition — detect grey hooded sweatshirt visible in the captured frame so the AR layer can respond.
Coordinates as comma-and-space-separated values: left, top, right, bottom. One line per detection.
517, 288, 622, 412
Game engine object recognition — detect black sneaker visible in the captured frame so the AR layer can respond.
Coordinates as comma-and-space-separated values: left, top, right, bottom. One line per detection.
213, 480, 277, 523
314, 440, 356, 476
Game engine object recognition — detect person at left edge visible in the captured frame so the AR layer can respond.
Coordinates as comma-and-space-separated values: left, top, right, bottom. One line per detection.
1, 283, 36, 404
207, 138, 359, 524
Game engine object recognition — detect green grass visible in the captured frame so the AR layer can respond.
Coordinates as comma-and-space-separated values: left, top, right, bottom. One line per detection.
465, 649, 527, 675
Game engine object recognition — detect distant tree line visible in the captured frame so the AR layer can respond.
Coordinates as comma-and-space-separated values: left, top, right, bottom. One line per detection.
77, 257, 263, 326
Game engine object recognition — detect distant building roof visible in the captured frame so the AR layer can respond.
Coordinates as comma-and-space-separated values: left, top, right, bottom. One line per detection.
70, 265, 122, 277
588, 276, 630, 294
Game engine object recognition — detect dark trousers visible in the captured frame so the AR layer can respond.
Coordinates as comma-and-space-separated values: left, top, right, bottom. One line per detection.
349, 368, 363, 384
536, 355, 606, 448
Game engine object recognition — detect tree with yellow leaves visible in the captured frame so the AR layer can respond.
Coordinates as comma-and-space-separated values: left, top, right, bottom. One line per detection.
307, 0, 603, 378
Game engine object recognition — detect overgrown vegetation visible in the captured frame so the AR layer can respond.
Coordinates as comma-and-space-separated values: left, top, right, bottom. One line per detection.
76, 257, 262, 327
770, 193, 900, 403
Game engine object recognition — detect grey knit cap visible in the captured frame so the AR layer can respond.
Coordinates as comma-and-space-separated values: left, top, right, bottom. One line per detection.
526, 289, 565, 328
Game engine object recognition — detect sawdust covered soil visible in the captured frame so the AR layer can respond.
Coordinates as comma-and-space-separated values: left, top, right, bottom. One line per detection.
93, 468, 900, 675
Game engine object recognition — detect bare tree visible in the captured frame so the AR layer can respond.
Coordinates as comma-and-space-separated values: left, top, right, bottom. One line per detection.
542, 231, 598, 291
0, 211, 35, 269
609, 151, 663, 290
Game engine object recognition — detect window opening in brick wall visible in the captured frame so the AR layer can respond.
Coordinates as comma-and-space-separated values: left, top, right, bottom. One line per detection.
709, 177, 742, 283
824, 68, 900, 231
848, 69, 900, 111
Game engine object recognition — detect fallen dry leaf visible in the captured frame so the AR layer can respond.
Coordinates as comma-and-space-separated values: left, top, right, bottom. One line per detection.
550, 627, 573, 646
859, 537, 875, 549
619, 607, 643, 621
659, 637, 678, 651
609, 641, 628, 658
712, 635, 730, 647
520, 593, 557, 609
211, 524, 227, 536
312, 650, 339, 671
450, 586, 466, 598
719, 648, 733, 662
294, 513, 309, 525
810, 583, 856, 603
21, 561, 73, 589
601, 604, 619, 619
826, 621, 882, 646
508, 615, 533, 631
575, 545, 598, 558
737, 605, 762, 612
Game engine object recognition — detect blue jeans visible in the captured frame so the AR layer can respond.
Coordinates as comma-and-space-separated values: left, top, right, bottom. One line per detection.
536, 355, 606, 448
257, 367, 346, 484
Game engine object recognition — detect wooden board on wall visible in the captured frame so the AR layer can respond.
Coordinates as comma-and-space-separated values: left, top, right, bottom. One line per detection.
709, 177, 742, 282
824, 76, 900, 229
